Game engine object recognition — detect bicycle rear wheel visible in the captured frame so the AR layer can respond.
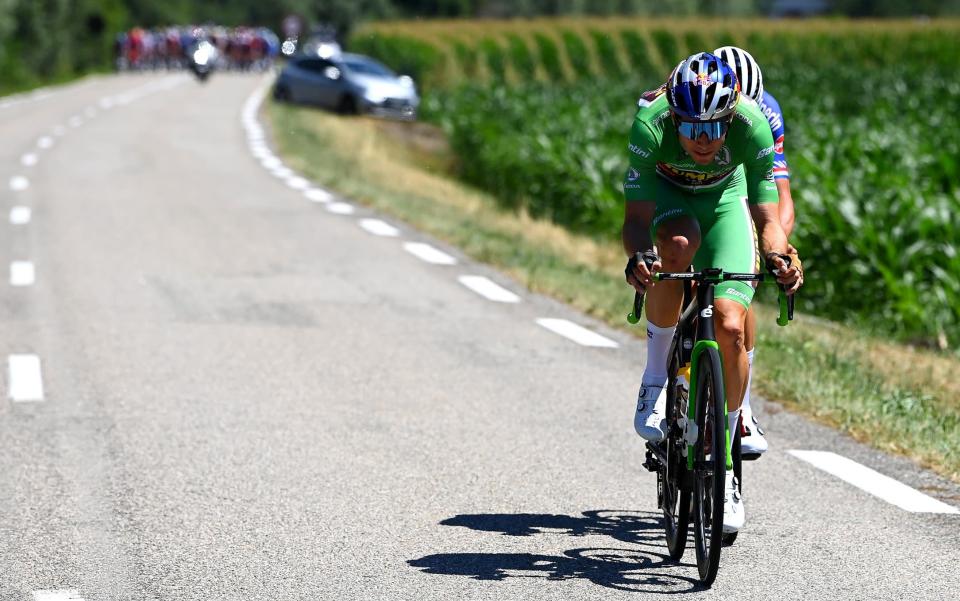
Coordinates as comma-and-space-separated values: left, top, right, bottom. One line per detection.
692, 347, 726, 586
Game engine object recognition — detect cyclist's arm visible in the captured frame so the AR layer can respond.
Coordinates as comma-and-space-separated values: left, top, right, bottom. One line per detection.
622, 119, 661, 256
749, 203, 788, 258
622, 200, 656, 256
776, 178, 795, 237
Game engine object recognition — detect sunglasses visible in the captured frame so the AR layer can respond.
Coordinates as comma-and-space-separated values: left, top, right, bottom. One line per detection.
674, 117, 731, 142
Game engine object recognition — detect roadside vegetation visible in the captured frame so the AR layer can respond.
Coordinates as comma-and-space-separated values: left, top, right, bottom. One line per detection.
267, 99, 960, 483
351, 18, 960, 349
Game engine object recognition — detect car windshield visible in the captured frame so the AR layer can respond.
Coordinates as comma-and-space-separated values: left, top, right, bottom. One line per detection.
341, 57, 395, 78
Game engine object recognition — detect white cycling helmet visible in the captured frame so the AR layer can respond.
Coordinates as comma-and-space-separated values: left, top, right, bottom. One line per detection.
713, 46, 764, 102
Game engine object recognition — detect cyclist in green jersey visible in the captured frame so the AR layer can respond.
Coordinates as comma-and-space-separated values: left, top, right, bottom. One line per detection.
623, 52, 803, 533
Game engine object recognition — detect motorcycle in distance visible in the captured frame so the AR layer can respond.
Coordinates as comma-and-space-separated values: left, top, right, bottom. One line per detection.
188, 40, 217, 82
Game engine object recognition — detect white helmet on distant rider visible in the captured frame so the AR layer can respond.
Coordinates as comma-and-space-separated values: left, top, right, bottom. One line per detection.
713, 46, 764, 103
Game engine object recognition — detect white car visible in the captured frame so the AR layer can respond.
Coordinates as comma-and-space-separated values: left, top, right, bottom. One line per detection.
274, 52, 419, 120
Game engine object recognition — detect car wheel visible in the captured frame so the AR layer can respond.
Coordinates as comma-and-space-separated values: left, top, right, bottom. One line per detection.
273, 84, 292, 102
337, 95, 358, 115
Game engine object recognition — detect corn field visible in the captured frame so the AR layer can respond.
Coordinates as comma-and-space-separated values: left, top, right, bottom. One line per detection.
350, 19, 960, 347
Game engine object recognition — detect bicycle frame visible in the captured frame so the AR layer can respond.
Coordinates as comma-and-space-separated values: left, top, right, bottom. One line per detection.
665, 269, 729, 472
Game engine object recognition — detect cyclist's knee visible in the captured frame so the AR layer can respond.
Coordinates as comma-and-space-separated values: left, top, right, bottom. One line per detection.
655, 218, 700, 270
715, 302, 746, 354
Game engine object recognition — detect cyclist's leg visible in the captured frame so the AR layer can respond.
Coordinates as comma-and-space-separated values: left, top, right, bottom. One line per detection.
688, 169, 757, 418
632, 185, 701, 440
643, 182, 701, 380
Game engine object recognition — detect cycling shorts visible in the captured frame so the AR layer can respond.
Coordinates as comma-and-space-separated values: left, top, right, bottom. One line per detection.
646, 166, 757, 309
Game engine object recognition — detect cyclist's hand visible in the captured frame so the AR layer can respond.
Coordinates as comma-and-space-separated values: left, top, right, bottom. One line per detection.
625, 250, 661, 294
765, 251, 803, 295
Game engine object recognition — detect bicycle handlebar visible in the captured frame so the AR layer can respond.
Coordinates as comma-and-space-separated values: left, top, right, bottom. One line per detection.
627, 270, 795, 327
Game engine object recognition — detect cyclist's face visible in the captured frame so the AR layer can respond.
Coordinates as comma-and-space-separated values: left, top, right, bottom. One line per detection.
678, 130, 726, 165
674, 113, 729, 165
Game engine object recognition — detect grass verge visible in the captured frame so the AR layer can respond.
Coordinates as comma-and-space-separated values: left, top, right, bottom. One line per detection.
267, 101, 960, 483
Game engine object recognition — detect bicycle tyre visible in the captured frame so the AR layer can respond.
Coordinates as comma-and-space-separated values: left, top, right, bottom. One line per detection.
692, 347, 726, 586
663, 369, 690, 560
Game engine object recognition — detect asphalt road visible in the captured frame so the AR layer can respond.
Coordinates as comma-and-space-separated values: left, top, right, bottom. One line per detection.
0, 73, 957, 601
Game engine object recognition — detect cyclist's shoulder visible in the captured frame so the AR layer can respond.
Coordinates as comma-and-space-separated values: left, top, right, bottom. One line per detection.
730, 97, 771, 146
758, 90, 783, 114
630, 86, 671, 157
634, 84, 671, 127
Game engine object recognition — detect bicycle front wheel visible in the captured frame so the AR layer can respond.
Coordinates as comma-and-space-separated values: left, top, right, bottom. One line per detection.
692, 347, 726, 586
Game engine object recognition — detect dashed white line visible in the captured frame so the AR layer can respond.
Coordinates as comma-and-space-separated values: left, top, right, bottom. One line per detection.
261, 156, 282, 170
10, 206, 31, 225
21, 153, 38, 166
458, 275, 521, 303
9, 176, 29, 191
33, 590, 83, 601
326, 202, 355, 215
403, 242, 457, 265
68, 116, 83, 128
271, 166, 294, 179
789, 450, 959, 514
535, 318, 619, 348
305, 188, 332, 203
10, 261, 35, 286
99, 97, 115, 109
286, 176, 311, 190
9, 354, 44, 402
359, 218, 400, 237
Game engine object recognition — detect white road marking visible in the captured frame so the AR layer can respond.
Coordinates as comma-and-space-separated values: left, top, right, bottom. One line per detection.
99, 97, 115, 109
326, 202, 356, 215
271, 166, 294, 179
403, 242, 457, 265
359, 218, 400, 237
285, 176, 310, 190
33, 590, 83, 601
21, 153, 38, 166
535, 318, 619, 348
789, 450, 960, 514
10, 261, 35, 286
250, 147, 271, 159
458, 275, 521, 303
9, 176, 29, 191
10, 207, 31, 225
9, 354, 44, 402
68, 116, 83, 127
261, 156, 282, 170
37, 136, 54, 149
305, 188, 332, 203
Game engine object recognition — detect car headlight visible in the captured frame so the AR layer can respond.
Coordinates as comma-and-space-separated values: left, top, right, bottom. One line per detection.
364, 90, 386, 104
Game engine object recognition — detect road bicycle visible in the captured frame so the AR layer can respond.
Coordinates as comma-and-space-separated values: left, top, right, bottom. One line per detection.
627, 258, 794, 586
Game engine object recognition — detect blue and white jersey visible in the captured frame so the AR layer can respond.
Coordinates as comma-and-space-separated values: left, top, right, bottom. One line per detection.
757, 91, 789, 180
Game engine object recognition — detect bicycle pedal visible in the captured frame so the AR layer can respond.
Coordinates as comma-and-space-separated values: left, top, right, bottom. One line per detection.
642, 449, 660, 473
741, 452, 762, 461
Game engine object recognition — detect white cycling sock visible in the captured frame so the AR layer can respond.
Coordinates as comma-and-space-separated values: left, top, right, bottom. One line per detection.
741, 348, 755, 418
641, 322, 677, 386
727, 409, 741, 456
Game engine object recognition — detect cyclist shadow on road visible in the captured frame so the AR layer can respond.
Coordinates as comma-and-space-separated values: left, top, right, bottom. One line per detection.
407, 510, 702, 593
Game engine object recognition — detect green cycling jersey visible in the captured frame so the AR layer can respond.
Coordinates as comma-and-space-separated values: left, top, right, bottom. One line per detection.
623, 86, 777, 202
622, 87, 779, 309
